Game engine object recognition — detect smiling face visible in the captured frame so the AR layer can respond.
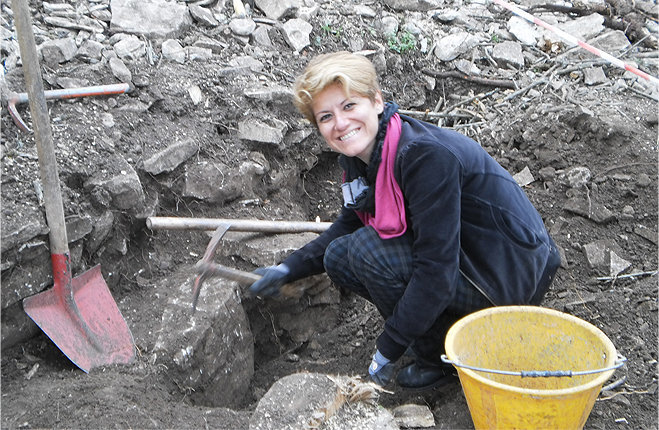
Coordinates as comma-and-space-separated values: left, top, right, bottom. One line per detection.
312, 83, 384, 164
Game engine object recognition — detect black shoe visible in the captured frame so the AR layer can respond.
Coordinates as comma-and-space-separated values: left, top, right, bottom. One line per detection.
396, 361, 457, 391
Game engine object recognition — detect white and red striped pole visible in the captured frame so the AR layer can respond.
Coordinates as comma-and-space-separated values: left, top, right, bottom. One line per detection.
492, 0, 659, 86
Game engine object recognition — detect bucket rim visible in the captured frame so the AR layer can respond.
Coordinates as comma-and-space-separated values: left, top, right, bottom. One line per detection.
444, 305, 618, 396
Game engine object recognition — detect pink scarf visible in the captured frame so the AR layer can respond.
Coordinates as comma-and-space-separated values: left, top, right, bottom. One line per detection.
356, 113, 407, 239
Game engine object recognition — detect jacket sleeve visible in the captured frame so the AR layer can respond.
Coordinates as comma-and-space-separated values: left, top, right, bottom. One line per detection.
376, 141, 463, 361
282, 206, 363, 281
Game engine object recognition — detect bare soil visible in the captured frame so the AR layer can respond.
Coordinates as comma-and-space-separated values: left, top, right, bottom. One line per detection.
1, 1, 658, 429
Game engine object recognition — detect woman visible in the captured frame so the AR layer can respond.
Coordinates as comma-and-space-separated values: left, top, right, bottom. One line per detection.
249, 51, 560, 390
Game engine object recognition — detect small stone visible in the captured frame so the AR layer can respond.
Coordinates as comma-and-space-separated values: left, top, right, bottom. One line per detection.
538, 166, 556, 181
636, 173, 651, 187
188, 85, 203, 105
609, 251, 631, 276
393, 404, 435, 428
583, 67, 608, 85
513, 166, 535, 186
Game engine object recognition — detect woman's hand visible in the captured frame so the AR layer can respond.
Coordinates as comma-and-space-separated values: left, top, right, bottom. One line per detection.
368, 349, 395, 386
248, 264, 290, 297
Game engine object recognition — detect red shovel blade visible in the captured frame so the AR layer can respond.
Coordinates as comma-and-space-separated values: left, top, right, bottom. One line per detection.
23, 264, 135, 373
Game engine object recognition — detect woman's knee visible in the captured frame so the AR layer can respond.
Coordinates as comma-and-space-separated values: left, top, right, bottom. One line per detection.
323, 234, 351, 278
344, 226, 383, 267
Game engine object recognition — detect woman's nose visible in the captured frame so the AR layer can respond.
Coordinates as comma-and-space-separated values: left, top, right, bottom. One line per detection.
334, 112, 349, 130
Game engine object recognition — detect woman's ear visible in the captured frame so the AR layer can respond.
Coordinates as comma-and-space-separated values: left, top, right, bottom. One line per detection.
374, 91, 384, 114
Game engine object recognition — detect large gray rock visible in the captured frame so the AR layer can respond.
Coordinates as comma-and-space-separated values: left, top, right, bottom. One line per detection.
220, 231, 318, 267
85, 156, 146, 212
588, 30, 632, 54
253, 0, 300, 20
142, 140, 199, 175
383, 0, 441, 11
182, 161, 244, 204
113, 35, 146, 60
86, 210, 115, 255
392, 404, 435, 428
153, 270, 254, 408
1, 216, 48, 254
39, 37, 77, 65
76, 39, 104, 62
110, 0, 193, 40
434, 32, 479, 62
281, 19, 312, 52
582, 239, 629, 275
230, 18, 257, 37
189, 4, 219, 27
238, 117, 288, 144
507, 16, 539, 46
492, 41, 524, 69
541, 13, 605, 48
250, 373, 397, 430
161, 39, 186, 63
1, 244, 51, 309
109, 56, 132, 83
563, 197, 615, 224
244, 84, 293, 102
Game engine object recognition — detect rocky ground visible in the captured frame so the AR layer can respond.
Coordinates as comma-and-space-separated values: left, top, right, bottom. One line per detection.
1, 0, 658, 429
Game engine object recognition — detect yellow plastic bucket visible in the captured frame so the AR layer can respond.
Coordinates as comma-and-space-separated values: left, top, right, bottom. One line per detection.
443, 306, 622, 430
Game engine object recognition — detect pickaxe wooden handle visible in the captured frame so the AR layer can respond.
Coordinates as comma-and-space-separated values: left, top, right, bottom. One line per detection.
191, 223, 316, 312
8, 83, 130, 133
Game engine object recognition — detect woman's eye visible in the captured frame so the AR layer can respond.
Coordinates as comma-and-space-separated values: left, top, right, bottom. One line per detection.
344, 102, 355, 110
318, 114, 331, 123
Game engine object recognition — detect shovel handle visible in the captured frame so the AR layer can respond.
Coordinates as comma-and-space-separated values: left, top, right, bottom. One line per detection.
13, 0, 68, 254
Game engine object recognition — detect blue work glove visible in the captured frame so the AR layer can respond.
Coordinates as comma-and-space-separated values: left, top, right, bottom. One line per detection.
248, 264, 290, 297
368, 350, 395, 386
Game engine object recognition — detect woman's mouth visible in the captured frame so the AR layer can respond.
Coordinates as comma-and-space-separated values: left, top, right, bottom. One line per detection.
339, 129, 358, 141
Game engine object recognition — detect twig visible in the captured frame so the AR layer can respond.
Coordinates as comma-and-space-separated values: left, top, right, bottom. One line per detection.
596, 270, 658, 282
422, 69, 517, 89
632, 51, 659, 59
599, 389, 650, 401
442, 89, 498, 114
482, 46, 499, 68
398, 109, 475, 120
527, 3, 609, 16
501, 78, 549, 101
625, 84, 659, 102
552, 59, 610, 76
601, 376, 627, 393
621, 34, 652, 58
450, 121, 485, 129
596, 162, 656, 177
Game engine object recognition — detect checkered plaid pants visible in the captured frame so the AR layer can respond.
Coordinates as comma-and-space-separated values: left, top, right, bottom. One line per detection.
323, 225, 494, 364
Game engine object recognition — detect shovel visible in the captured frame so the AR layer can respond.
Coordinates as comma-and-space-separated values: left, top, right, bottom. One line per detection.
13, 0, 135, 373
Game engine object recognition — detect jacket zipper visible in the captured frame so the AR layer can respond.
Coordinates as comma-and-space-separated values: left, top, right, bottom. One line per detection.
459, 268, 497, 305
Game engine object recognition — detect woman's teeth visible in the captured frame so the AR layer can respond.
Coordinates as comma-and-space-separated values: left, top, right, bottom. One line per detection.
340, 129, 358, 141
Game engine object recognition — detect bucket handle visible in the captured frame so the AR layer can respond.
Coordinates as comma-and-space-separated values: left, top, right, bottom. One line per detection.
440, 354, 626, 378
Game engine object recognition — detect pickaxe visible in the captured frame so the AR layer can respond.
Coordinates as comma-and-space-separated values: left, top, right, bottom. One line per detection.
8, 83, 130, 133
190, 222, 330, 313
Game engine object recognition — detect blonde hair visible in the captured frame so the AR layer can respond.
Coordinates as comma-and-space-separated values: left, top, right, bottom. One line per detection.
293, 51, 381, 126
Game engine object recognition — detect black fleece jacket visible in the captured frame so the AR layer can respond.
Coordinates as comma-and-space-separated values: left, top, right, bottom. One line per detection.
282, 108, 555, 362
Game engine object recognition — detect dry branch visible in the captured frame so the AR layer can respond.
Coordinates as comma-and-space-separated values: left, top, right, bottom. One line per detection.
596, 270, 658, 282
527, 3, 610, 16
422, 69, 517, 89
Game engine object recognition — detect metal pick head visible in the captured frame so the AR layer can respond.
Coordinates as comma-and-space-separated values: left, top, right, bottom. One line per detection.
190, 224, 231, 313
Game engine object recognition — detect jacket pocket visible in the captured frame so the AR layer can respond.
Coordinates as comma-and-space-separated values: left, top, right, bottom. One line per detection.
490, 206, 541, 249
